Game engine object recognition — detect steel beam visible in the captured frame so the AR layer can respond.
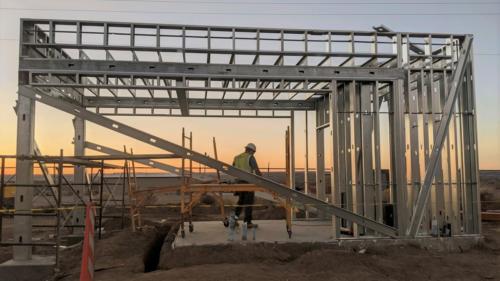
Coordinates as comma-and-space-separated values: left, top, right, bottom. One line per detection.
14, 105, 57, 201
315, 121, 326, 201
459, 46, 481, 234
407, 36, 472, 237
430, 66, 445, 235
392, 35, 408, 236
13, 95, 35, 260
468, 49, 481, 234
373, 81, 383, 223
13, 155, 119, 168
84, 141, 207, 182
419, 69, 432, 234
336, 84, 348, 229
72, 117, 86, 233
83, 97, 315, 111
78, 153, 180, 161
344, 82, 354, 232
304, 111, 309, 196
408, 72, 421, 221
175, 80, 189, 116
19, 59, 405, 82
20, 18, 467, 39
22, 44, 402, 62
329, 80, 341, 238
360, 83, 375, 232
351, 81, 364, 236
20, 86, 397, 237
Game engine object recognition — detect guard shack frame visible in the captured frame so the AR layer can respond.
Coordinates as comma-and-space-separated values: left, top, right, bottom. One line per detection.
10, 19, 480, 262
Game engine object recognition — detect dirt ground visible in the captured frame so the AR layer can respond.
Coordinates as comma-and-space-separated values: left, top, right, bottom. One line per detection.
49, 216, 500, 281
2, 219, 499, 281
1, 171, 499, 281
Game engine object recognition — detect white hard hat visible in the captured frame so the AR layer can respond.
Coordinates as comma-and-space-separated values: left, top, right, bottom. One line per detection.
245, 143, 256, 152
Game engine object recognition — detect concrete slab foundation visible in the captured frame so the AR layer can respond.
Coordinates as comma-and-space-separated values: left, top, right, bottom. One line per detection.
174, 220, 336, 247
173, 220, 482, 252
0, 255, 54, 281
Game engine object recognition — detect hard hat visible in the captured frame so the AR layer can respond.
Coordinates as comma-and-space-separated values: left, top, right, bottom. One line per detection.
245, 143, 256, 152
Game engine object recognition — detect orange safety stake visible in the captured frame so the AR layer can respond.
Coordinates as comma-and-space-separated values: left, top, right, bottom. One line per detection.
80, 203, 96, 281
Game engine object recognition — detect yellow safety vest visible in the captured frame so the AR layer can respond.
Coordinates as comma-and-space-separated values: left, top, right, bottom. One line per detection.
233, 152, 252, 173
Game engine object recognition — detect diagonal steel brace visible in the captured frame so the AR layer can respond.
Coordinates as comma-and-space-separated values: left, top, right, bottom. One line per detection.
18, 86, 398, 237
84, 141, 209, 182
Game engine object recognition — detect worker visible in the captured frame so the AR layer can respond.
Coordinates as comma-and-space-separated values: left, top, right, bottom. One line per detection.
232, 143, 262, 228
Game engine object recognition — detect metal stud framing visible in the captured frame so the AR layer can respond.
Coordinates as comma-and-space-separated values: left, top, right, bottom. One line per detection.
8, 19, 480, 262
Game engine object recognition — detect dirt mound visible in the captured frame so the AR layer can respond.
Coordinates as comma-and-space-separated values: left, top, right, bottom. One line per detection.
57, 219, 175, 280
161, 243, 296, 269
158, 241, 499, 281
55, 221, 500, 281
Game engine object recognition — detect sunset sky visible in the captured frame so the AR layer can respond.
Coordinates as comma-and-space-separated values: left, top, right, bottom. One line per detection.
0, 0, 499, 171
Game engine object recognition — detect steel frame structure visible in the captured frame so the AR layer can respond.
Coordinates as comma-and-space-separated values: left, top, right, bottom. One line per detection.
8, 19, 481, 262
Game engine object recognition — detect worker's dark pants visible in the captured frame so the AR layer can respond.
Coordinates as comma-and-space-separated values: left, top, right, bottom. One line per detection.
234, 191, 255, 223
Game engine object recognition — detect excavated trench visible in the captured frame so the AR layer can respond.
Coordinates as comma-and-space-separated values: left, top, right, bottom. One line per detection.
143, 223, 179, 273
